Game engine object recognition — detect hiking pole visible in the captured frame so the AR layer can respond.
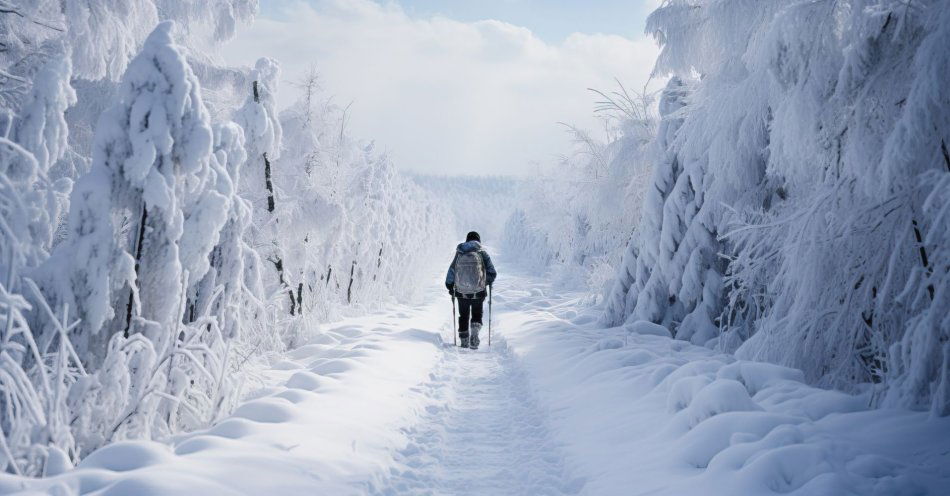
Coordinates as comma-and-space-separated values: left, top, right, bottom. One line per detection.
452, 294, 457, 347
488, 285, 492, 348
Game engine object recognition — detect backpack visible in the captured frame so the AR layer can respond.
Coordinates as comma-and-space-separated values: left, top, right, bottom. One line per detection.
454, 250, 487, 295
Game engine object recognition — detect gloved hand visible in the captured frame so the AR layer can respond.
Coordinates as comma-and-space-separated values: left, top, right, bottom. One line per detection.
446, 283, 454, 295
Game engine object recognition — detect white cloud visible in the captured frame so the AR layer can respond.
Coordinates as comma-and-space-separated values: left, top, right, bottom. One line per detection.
220, 0, 660, 175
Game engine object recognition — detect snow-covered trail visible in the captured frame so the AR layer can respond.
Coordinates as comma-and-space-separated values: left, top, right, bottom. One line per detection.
4, 256, 950, 495
378, 338, 582, 496
2, 259, 582, 495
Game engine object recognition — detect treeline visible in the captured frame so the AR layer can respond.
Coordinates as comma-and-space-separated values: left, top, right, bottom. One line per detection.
508, 0, 950, 415
0, 3, 451, 476
409, 173, 522, 242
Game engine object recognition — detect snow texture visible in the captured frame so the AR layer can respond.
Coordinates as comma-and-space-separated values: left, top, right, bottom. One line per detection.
1, 0, 948, 485
1, 262, 947, 494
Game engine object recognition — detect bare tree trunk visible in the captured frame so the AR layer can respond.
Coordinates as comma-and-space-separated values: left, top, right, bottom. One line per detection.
254, 79, 293, 315
296, 282, 303, 315
911, 219, 935, 300
263, 152, 276, 213
373, 247, 382, 281
347, 260, 356, 304
123, 204, 148, 337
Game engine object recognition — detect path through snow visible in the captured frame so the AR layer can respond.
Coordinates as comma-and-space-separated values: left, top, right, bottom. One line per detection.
3, 257, 949, 495
378, 339, 583, 495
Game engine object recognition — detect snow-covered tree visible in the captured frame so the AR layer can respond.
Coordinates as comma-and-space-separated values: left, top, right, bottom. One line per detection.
186, 121, 264, 349
877, 2, 950, 415
1, 53, 75, 267
605, 77, 690, 328
236, 57, 294, 313
22, 23, 239, 456
602, 74, 726, 346
0, 0, 460, 474
504, 84, 656, 297
271, 82, 454, 323
597, 0, 950, 414
0, 55, 81, 478
45, 20, 219, 348
502, 0, 948, 417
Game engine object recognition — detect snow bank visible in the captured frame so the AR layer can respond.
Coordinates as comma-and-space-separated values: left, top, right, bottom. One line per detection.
499, 268, 950, 495
3, 259, 946, 494
0, 289, 452, 494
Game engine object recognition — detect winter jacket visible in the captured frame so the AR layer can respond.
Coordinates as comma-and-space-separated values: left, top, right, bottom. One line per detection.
445, 241, 497, 298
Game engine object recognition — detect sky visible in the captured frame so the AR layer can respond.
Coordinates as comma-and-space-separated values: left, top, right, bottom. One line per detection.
221, 0, 662, 176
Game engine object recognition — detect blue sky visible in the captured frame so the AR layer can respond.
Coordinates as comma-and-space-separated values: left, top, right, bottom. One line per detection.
259, 0, 656, 42
226, 0, 662, 175
373, 0, 653, 42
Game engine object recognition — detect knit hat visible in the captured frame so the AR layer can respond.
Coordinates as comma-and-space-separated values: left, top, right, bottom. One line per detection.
466, 231, 481, 242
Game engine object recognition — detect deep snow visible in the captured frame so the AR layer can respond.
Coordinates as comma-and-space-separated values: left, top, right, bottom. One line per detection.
3, 256, 949, 495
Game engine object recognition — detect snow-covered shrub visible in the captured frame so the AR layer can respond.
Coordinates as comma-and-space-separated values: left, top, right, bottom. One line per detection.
268, 80, 454, 327
504, 84, 656, 295
0, 54, 84, 474
605, 76, 723, 346
31, 20, 235, 450
44, 20, 219, 352
0, 137, 85, 476
604, 0, 950, 413
187, 122, 263, 340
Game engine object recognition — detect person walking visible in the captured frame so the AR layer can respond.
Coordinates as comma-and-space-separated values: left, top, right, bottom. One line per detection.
446, 231, 497, 349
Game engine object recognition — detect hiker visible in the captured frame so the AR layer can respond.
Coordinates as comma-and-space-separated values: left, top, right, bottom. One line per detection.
446, 231, 497, 349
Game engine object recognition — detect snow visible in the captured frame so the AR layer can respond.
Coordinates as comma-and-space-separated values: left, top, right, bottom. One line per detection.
501, 85, 655, 296
496, 0, 950, 417
381, 334, 581, 495
3, 257, 948, 494
1, 0, 948, 489
496, 264, 950, 495
1, 284, 450, 494
2, 16, 461, 473
408, 174, 521, 242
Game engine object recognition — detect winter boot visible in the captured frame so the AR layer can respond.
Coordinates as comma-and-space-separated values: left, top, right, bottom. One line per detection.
470, 323, 481, 350
459, 335, 470, 348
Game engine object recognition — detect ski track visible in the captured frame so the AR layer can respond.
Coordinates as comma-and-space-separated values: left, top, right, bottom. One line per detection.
374, 339, 584, 496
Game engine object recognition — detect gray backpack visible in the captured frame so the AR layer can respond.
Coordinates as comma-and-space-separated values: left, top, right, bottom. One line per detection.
454, 251, 487, 295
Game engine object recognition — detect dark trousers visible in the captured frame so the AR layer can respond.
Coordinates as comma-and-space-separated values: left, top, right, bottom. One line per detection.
457, 297, 484, 339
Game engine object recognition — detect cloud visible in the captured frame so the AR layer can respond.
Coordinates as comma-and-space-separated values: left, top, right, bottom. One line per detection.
220, 0, 660, 175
